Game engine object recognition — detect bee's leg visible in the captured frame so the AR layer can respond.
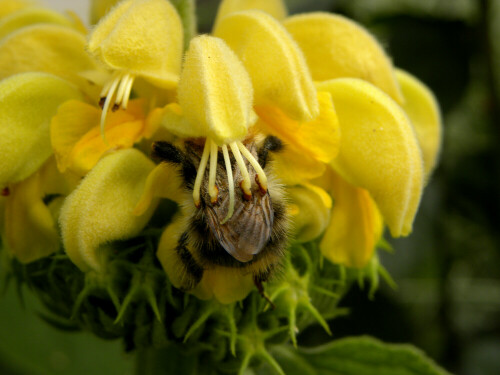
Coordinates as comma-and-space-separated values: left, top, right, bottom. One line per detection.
258, 136, 283, 168
151, 141, 197, 187
253, 273, 276, 310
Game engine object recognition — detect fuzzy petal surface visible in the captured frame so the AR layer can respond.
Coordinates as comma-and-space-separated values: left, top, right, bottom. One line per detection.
60, 149, 157, 272
214, 0, 287, 27
320, 171, 383, 268
0, 0, 36, 19
0, 24, 98, 93
88, 0, 183, 88
215, 10, 318, 121
284, 12, 403, 103
317, 78, 423, 237
166, 35, 254, 144
397, 69, 442, 180
0, 72, 82, 187
90, 0, 120, 24
0, 7, 73, 39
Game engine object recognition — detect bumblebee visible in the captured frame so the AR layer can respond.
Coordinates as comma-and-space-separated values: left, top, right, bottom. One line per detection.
152, 135, 288, 298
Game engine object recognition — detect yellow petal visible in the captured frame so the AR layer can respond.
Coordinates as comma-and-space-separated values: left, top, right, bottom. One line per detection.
88, 0, 183, 89
0, 0, 36, 19
51, 99, 147, 175
284, 13, 403, 103
288, 184, 331, 243
255, 92, 340, 184
194, 268, 254, 304
256, 91, 340, 162
214, 10, 318, 121
317, 78, 423, 237
320, 171, 383, 268
59, 149, 157, 272
134, 162, 184, 216
0, 72, 82, 187
0, 24, 99, 94
168, 35, 254, 144
90, 0, 120, 24
396, 69, 442, 179
271, 148, 326, 185
213, 0, 287, 28
4, 170, 59, 263
0, 7, 73, 39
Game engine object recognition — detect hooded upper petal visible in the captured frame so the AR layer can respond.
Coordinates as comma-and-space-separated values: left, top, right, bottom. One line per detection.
0, 72, 82, 188
88, 0, 183, 89
396, 69, 442, 180
163, 35, 255, 144
0, 7, 74, 39
317, 78, 423, 237
0, 24, 99, 95
214, 10, 318, 122
59, 149, 157, 272
213, 0, 287, 27
0, 0, 36, 19
284, 12, 403, 103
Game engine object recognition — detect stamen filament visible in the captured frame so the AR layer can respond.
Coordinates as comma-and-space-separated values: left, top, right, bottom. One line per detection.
122, 75, 135, 109
115, 73, 132, 107
100, 76, 120, 140
237, 141, 268, 193
208, 140, 218, 203
230, 142, 252, 199
193, 140, 211, 207
221, 145, 235, 224
99, 72, 136, 140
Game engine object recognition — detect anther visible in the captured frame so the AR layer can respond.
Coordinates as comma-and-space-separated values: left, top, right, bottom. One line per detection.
240, 181, 252, 201
1, 187, 10, 196
237, 141, 268, 193
230, 142, 252, 199
255, 175, 267, 195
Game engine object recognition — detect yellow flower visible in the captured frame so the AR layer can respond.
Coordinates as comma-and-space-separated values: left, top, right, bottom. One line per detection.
281, 12, 442, 267
87, 0, 183, 134
0, 72, 83, 262
50, 98, 158, 176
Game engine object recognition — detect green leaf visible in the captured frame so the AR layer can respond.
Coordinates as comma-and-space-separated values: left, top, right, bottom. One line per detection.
269, 336, 451, 375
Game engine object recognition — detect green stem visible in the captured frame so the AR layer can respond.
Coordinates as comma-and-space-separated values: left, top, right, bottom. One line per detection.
170, 0, 197, 50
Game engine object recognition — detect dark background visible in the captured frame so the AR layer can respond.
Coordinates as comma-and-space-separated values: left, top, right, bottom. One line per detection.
1, 1, 499, 374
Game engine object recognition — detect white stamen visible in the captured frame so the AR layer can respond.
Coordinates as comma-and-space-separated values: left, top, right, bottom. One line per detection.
121, 75, 135, 109
208, 140, 218, 202
193, 140, 211, 207
221, 145, 235, 224
100, 76, 120, 140
115, 73, 131, 107
230, 142, 252, 198
99, 72, 136, 140
237, 141, 268, 192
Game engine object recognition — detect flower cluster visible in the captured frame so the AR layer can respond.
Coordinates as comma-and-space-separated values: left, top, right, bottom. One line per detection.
0, 0, 441, 371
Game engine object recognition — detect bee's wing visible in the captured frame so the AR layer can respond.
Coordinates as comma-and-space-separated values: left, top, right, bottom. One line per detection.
206, 194, 274, 263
